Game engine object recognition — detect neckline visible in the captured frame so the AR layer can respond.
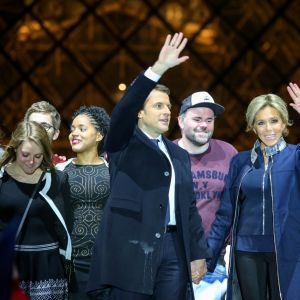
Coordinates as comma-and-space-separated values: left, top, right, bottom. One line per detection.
5, 171, 45, 185
72, 157, 106, 166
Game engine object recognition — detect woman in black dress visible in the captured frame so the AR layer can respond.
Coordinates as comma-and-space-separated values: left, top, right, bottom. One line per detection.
0, 121, 71, 299
56, 106, 110, 299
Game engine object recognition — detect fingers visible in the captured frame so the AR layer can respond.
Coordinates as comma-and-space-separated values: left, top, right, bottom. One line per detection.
168, 32, 189, 63
191, 271, 200, 284
288, 82, 299, 93
287, 82, 300, 102
191, 271, 205, 284
177, 37, 188, 52
287, 83, 300, 114
169, 32, 179, 46
164, 34, 172, 48
168, 32, 188, 50
191, 268, 207, 282
169, 32, 182, 47
190, 259, 207, 285
153, 32, 189, 74
192, 277, 201, 284
163, 33, 183, 48
289, 103, 300, 114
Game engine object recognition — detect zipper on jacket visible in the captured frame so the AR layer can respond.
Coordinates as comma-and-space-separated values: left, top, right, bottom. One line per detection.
269, 156, 283, 300
262, 161, 268, 235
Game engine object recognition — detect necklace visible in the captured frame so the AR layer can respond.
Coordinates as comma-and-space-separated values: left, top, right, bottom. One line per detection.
261, 149, 269, 167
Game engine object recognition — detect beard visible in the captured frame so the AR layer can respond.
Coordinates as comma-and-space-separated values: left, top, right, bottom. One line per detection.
185, 129, 213, 147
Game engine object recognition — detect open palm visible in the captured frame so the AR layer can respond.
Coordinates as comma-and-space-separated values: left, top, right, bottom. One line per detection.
287, 82, 300, 114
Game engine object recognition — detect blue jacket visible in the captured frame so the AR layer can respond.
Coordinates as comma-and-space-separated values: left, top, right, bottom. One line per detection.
207, 142, 300, 300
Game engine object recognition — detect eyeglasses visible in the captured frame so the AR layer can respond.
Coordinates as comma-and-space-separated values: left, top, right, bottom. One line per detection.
40, 122, 56, 131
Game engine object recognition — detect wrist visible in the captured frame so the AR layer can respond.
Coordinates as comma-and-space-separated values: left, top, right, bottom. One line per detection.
144, 67, 161, 82
151, 61, 169, 76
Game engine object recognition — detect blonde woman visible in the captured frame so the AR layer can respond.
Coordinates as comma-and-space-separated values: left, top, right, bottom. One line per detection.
0, 121, 71, 299
207, 84, 300, 300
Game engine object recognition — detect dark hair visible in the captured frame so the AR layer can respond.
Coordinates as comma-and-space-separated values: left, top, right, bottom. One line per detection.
72, 105, 110, 154
154, 84, 170, 95
142, 84, 171, 110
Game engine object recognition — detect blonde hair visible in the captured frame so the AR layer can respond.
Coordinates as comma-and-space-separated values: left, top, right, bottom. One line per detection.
24, 100, 61, 130
246, 94, 292, 136
0, 121, 54, 171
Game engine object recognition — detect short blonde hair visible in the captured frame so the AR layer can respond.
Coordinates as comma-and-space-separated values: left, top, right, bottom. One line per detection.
0, 121, 54, 171
24, 101, 61, 130
246, 94, 292, 136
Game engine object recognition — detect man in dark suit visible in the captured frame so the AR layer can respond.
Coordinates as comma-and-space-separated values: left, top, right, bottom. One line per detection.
88, 32, 208, 300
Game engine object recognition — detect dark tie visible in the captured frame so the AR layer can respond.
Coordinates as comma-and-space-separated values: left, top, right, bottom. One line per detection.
151, 139, 160, 148
150, 138, 170, 225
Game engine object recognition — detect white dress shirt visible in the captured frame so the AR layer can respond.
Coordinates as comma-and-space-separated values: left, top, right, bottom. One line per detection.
142, 131, 176, 225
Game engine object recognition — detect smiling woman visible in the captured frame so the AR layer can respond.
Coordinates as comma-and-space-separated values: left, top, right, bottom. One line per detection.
1, 121, 53, 182
0, 121, 71, 300
207, 84, 300, 300
56, 105, 111, 300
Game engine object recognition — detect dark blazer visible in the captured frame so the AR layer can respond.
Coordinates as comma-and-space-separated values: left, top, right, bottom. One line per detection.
88, 73, 208, 295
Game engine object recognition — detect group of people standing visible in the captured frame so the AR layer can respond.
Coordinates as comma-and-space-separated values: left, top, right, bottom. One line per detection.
0, 32, 299, 300
0, 103, 111, 300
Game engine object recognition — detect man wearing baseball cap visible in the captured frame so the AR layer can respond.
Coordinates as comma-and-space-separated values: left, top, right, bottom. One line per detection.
174, 91, 237, 300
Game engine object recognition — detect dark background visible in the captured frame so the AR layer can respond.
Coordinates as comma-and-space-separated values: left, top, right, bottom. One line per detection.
0, 0, 299, 157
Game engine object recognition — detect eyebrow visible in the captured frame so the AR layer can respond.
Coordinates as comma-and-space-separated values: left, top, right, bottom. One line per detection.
21, 151, 43, 155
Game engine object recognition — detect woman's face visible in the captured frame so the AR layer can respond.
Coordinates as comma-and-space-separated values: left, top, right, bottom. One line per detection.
16, 140, 43, 174
253, 106, 286, 149
69, 114, 102, 153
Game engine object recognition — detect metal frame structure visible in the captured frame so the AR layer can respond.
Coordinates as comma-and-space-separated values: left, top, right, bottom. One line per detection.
0, 0, 299, 155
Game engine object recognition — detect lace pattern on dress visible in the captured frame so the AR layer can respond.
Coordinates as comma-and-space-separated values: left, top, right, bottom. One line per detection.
19, 278, 68, 300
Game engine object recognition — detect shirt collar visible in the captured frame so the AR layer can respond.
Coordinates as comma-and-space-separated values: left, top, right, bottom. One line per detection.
140, 129, 163, 143
251, 137, 286, 164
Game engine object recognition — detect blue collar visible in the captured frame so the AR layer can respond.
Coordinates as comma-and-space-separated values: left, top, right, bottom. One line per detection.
251, 137, 286, 164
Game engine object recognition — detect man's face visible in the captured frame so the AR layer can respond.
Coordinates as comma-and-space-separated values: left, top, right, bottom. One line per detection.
178, 107, 215, 147
138, 90, 171, 138
28, 112, 59, 142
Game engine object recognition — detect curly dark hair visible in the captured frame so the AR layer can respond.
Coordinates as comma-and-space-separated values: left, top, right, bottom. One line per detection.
72, 105, 110, 155
72, 105, 110, 137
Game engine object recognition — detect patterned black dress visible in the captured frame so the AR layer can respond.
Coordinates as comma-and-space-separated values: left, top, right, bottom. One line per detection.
0, 171, 69, 300
62, 162, 110, 299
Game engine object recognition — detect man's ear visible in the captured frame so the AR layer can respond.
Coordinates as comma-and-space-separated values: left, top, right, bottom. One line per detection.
177, 116, 184, 129
138, 110, 143, 119
52, 129, 60, 141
